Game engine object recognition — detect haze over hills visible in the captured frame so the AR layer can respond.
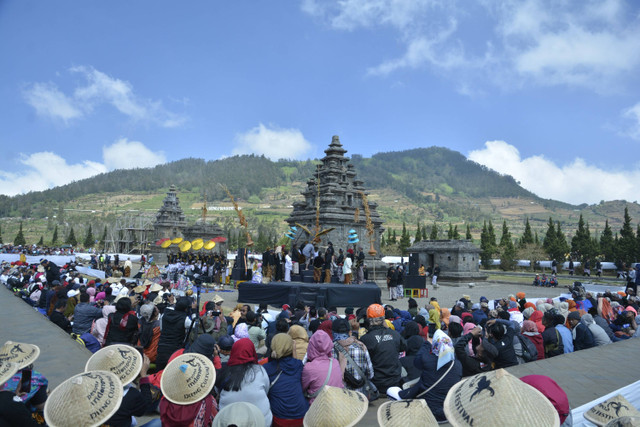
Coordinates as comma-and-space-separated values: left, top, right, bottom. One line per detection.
1, 146, 638, 247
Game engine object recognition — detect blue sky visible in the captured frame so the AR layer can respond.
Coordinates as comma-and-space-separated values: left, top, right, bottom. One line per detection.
1, 0, 639, 204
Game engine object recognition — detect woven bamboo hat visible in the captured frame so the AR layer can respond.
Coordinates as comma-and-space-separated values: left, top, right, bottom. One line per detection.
44, 370, 123, 427
604, 416, 640, 427
161, 353, 216, 405
0, 360, 18, 385
133, 284, 146, 293
377, 399, 438, 427
585, 395, 640, 426
213, 402, 266, 427
85, 344, 143, 386
303, 386, 368, 427
0, 341, 40, 370
149, 282, 163, 292
443, 369, 559, 427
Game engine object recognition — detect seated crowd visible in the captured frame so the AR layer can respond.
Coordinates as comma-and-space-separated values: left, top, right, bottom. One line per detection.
1, 257, 640, 426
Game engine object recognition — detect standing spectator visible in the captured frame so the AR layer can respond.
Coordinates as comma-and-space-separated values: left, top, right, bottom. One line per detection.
156, 296, 192, 370
432, 264, 441, 287
342, 253, 353, 284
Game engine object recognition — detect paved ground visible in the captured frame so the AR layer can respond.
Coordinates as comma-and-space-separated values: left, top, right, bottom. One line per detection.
1, 274, 635, 426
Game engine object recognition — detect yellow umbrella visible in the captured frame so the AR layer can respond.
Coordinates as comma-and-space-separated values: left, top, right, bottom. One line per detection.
171, 237, 183, 244
160, 240, 172, 248
191, 238, 204, 246
203, 240, 216, 250
179, 241, 191, 252
192, 240, 204, 250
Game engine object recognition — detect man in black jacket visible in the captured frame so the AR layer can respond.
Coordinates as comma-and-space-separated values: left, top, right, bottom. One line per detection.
485, 318, 518, 368
42, 259, 60, 285
155, 296, 192, 370
568, 311, 596, 350
50, 300, 72, 333
360, 304, 406, 393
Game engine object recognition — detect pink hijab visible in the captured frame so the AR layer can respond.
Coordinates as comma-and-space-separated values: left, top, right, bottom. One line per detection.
463, 322, 478, 355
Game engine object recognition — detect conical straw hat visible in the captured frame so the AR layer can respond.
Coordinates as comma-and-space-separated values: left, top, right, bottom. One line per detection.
377, 399, 438, 427
44, 371, 123, 427
604, 416, 640, 427
0, 359, 18, 385
443, 369, 559, 427
0, 341, 40, 370
161, 353, 216, 405
303, 386, 368, 427
85, 344, 143, 386
585, 395, 640, 426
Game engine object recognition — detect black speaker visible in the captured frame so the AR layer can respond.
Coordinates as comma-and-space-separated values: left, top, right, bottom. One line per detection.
409, 253, 420, 276
235, 248, 246, 271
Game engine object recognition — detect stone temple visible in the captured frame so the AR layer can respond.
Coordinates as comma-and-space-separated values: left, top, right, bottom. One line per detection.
152, 185, 226, 259
286, 136, 384, 255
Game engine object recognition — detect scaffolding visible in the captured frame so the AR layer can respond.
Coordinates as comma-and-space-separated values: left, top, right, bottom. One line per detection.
105, 211, 155, 254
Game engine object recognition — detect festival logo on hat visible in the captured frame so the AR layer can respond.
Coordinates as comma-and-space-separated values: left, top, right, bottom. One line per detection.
161, 353, 216, 405
0, 341, 40, 370
377, 399, 438, 427
44, 371, 123, 427
585, 394, 640, 426
85, 344, 143, 386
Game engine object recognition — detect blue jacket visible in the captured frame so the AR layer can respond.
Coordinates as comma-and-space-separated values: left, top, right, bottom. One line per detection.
264, 356, 308, 419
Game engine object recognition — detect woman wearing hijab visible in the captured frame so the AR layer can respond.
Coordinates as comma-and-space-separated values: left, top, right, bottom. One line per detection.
92, 304, 116, 346
104, 296, 139, 346
529, 310, 546, 333
388, 330, 462, 422
440, 308, 451, 330
264, 334, 308, 427
288, 324, 309, 360
217, 338, 272, 426
301, 330, 344, 403
156, 296, 192, 370
521, 320, 545, 360
428, 305, 441, 331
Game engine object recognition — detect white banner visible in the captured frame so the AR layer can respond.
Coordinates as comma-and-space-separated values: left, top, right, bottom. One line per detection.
0, 254, 76, 265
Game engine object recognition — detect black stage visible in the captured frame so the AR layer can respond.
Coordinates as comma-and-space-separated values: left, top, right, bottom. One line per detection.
237, 281, 382, 308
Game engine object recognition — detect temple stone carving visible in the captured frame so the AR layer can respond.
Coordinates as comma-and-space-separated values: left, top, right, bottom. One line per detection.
286, 136, 384, 255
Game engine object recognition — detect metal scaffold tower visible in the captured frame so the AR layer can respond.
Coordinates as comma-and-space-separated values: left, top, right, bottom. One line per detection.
105, 211, 155, 254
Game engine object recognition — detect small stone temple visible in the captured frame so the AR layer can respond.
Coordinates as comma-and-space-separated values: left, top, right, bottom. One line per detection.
407, 240, 487, 282
286, 136, 384, 255
152, 186, 226, 258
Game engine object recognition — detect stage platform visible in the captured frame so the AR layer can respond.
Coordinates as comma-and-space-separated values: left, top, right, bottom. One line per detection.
237, 280, 381, 308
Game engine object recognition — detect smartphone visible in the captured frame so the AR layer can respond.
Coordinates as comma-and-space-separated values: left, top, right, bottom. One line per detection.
19, 369, 32, 394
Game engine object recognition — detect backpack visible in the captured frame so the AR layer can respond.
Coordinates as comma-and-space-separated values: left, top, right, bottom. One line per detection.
517, 334, 538, 363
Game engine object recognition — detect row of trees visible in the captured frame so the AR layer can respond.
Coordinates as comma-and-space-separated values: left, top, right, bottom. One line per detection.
381, 221, 474, 255
10, 222, 108, 249
480, 207, 640, 270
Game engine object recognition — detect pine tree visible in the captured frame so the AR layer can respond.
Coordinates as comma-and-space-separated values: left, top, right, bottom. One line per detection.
37, 236, 44, 246
465, 224, 472, 240
542, 218, 556, 258
555, 222, 570, 261
499, 221, 512, 247
600, 220, 615, 260
380, 235, 386, 248
571, 214, 592, 260
0, 224, 3, 244
480, 221, 496, 269
100, 226, 108, 247
617, 207, 636, 265
14, 222, 26, 246
447, 223, 454, 239
453, 225, 460, 240
391, 229, 397, 245
84, 224, 95, 248
521, 218, 534, 247
500, 237, 517, 271
51, 225, 59, 245
399, 222, 411, 254
487, 221, 497, 248
415, 223, 421, 242
421, 225, 428, 241
66, 227, 77, 246
430, 222, 438, 240
387, 228, 392, 243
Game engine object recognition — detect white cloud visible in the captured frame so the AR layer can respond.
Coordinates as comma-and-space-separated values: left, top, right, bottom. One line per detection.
0, 139, 165, 196
103, 138, 166, 170
233, 123, 312, 160
622, 102, 640, 140
23, 66, 187, 127
468, 140, 640, 205
23, 82, 84, 122
303, 0, 640, 92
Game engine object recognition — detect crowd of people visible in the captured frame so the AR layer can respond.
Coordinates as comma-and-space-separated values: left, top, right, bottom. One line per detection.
2, 254, 640, 426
